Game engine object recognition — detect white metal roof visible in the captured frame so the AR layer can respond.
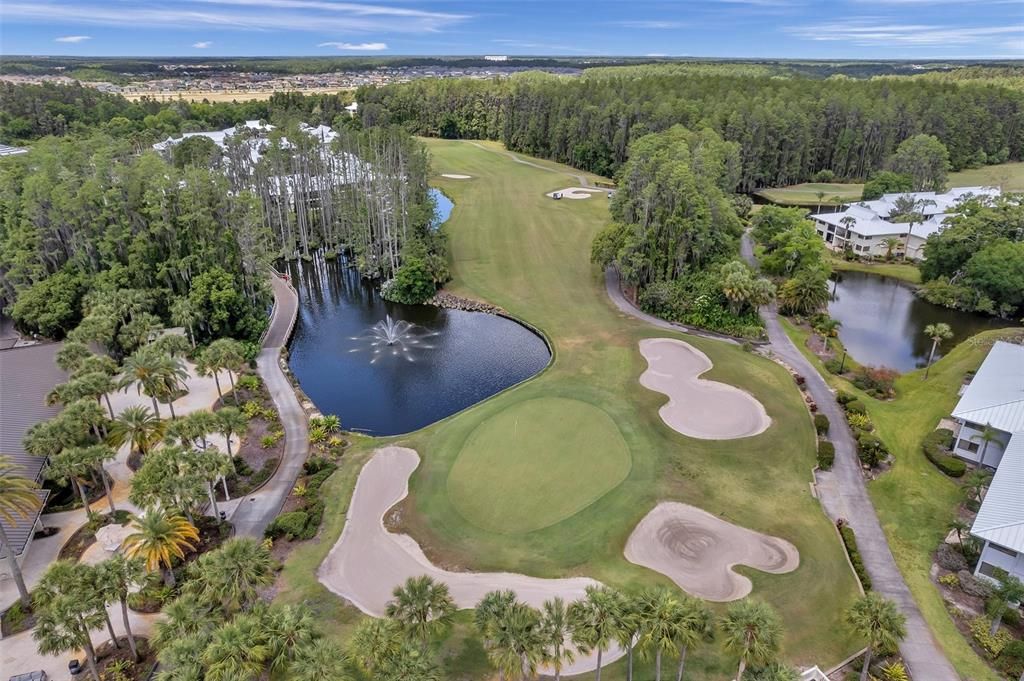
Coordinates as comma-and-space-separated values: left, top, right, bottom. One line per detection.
951, 341, 1024, 434
971, 434, 1024, 553
810, 186, 1000, 240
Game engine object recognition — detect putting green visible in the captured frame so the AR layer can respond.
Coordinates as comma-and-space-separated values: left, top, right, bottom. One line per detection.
446, 397, 631, 534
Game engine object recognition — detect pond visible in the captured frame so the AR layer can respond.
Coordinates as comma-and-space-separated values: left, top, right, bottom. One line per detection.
827, 270, 1008, 372
283, 190, 550, 436
431, 188, 453, 227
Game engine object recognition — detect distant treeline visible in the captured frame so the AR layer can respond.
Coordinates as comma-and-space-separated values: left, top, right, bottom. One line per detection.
357, 69, 1024, 190
0, 82, 355, 143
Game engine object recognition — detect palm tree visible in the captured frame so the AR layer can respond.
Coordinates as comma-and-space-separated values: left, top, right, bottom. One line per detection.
923, 322, 953, 379
97, 554, 147, 661
79, 444, 118, 514
195, 446, 233, 517
154, 594, 218, 649
948, 518, 969, 552
33, 560, 108, 681
108, 405, 163, 458
155, 633, 211, 681
568, 585, 620, 681
974, 423, 1001, 468
672, 596, 714, 681
119, 347, 166, 417
154, 352, 190, 419
196, 350, 226, 404
845, 593, 907, 681
638, 587, 712, 681
216, 407, 249, 458
189, 537, 274, 614
889, 195, 936, 260
63, 397, 109, 444
0, 455, 42, 607
987, 569, 1024, 636
123, 508, 199, 586
488, 601, 546, 680
963, 468, 993, 507
541, 597, 576, 681
811, 316, 841, 351
202, 612, 270, 681
721, 599, 783, 681
609, 590, 641, 681
815, 190, 826, 213
386, 574, 457, 651
170, 296, 200, 349
46, 446, 95, 511
292, 638, 353, 681
266, 604, 318, 673
350, 617, 405, 675
882, 237, 902, 260
56, 341, 94, 373
206, 338, 247, 405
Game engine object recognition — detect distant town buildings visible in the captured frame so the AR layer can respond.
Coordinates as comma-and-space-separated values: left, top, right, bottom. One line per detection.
810, 186, 1001, 260
484, 55, 509, 61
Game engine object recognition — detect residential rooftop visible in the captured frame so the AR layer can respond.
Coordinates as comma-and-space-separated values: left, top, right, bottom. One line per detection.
951, 341, 1024, 434
0, 342, 67, 482
971, 434, 1024, 554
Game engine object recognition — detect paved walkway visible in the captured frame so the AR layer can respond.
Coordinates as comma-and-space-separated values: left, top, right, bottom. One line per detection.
229, 272, 308, 538
737, 232, 960, 681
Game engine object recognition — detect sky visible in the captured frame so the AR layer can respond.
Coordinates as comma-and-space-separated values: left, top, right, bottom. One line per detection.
1, 0, 1022, 59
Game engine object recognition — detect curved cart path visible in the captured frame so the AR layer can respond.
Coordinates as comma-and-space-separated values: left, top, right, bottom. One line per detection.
319, 446, 625, 676
639, 338, 770, 439
230, 272, 309, 538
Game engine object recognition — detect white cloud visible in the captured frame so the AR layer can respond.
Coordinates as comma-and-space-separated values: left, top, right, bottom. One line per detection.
614, 21, 687, 29
193, 41, 213, 48
55, 35, 91, 43
318, 41, 387, 50
785, 19, 1024, 47
6, 1, 469, 34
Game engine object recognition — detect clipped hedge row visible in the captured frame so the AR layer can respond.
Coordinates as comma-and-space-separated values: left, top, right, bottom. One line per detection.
814, 413, 830, 435
839, 523, 872, 591
922, 428, 966, 478
265, 460, 339, 541
817, 440, 835, 470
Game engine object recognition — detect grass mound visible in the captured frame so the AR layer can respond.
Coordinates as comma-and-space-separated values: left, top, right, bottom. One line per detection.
447, 396, 631, 534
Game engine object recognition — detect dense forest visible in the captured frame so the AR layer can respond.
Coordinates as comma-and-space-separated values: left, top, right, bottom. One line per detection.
357, 69, 1024, 189
0, 83, 444, 339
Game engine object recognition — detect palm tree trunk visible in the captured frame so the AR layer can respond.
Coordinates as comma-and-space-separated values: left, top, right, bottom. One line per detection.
76, 478, 91, 511
626, 645, 633, 681
595, 647, 602, 681
655, 648, 663, 681
99, 466, 116, 514
168, 399, 177, 420
925, 340, 938, 379
990, 609, 1004, 636
859, 648, 872, 681
103, 394, 115, 419
208, 482, 220, 517
104, 609, 121, 648
120, 597, 139, 661
81, 624, 101, 681
0, 523, 31, 607
213, 372, 223, 402
221, 476, 230, 501
676, 645, 688, 681
150, 396, 161, 418
737, 658, 747, 681
228, 371, 239, 405
163, 565, 176, 587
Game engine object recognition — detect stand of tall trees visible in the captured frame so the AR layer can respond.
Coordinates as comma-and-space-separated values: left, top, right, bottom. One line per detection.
357, 68, 1024, 189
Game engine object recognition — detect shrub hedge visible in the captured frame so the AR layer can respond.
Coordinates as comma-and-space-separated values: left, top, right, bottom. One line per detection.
814, 413, 830, 435
845, 400, 867, 415
921, 428, 966, 477
817, 441, 835, 469
839, 523, 872, 590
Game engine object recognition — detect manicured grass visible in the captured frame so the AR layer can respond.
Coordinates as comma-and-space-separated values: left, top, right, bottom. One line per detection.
447, 396, 632, 534
948, 161, 1024, 191
278, 140, 862, 677
782, 318, 1024, 681
828, 254, 922, 285
756, 182, 864, 206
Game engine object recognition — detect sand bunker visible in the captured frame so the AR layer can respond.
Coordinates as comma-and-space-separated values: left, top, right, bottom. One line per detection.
319, 446, 623, 675
546, 186, 608, 200
625, 502, 799, 601
639, 338, 770, 439
441, 173, 472, 179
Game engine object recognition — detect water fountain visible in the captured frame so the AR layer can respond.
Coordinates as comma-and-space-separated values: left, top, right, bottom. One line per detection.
351, 315, 436, 363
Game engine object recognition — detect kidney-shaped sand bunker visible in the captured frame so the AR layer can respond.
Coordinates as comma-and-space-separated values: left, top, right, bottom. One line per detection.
625, 502, 799, 601
639, 337, 770, 439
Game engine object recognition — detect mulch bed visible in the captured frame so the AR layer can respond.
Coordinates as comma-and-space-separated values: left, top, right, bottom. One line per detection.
58, 509, 133, 562
43, 471, 113, 513
214, 377, 285, 498
93, 636, 157, 681
1, 601, 36, 637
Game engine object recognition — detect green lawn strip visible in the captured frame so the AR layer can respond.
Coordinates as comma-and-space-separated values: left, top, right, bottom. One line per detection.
829, 255, 922, 285
755, 182, 864, 206
278, 139, 863, 675
781, 317, 1022, 681
948, 161, 1024, 191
